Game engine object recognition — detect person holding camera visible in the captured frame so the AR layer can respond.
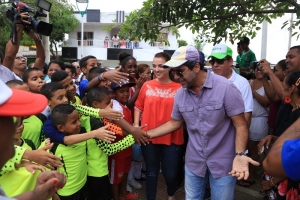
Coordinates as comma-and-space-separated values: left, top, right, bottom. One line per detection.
2, 7, 45, 82
14, 30, 45, 79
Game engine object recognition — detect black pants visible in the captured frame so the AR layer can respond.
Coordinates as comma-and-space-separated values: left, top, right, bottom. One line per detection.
87, 175, 112, 200
58, 183, 88, 200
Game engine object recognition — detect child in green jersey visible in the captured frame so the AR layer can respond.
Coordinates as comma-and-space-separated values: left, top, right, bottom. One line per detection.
0, 116, 46, 197
6, 80, 47, 149
50, 104, 89, 200
86, 87, 136, 200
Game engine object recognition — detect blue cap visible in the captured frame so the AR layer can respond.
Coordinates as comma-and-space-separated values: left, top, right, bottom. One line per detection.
110, 81, 136, 91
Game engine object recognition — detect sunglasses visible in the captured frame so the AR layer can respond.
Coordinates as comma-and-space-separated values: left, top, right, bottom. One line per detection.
15, 56, 27, 61
171, 67, 189, 77
209, 58, 228, 65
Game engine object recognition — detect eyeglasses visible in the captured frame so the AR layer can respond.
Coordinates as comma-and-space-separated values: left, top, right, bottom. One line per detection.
15, 56, 27, 61
171, 67, 189, 77
209, 58, 228, 65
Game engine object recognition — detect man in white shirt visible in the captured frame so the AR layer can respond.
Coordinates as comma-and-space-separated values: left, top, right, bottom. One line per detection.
209, 44, 253, 127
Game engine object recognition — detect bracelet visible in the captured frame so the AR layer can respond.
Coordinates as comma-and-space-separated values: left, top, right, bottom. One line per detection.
98, 74, 103, 82
102, 72, 107, 81
235, 152, 247, 156
270, 177, 276, 187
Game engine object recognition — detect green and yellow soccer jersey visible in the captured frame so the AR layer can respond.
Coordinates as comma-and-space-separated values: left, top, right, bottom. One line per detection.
70, 102, 101, 119
50, 141, 87, 197
240, 50, 257, 68
80, 115, 135, 177
0, 139, 39, 197
0, 146, 26, 177
22, 115, 45, 148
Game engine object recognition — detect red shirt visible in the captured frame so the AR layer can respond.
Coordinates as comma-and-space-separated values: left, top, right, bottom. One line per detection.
109, 101, 132, 159
135, 80, 184, 145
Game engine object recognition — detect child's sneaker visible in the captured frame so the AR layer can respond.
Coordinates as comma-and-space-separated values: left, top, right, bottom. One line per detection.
128, 178, 142, 189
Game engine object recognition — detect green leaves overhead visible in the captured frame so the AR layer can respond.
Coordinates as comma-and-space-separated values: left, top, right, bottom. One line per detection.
120, 0, 300, 45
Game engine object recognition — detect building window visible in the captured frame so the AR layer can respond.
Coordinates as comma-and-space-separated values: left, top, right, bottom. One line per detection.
77, 32, 94, 46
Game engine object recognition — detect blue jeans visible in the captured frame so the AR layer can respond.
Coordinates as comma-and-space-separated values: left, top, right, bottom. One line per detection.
141, 143, 182, 200
132, 144, 143, 161
185, 165, 236, 200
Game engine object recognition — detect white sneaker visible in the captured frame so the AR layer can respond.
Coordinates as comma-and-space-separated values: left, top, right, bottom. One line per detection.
126, 183, 132, 192
128, 179, 142, 189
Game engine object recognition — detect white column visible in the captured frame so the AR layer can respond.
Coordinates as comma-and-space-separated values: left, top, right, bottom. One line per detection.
81, 17, 84, 58
260, 20, 268, 60
288, 13, 294, 50
42, 11, 50, 62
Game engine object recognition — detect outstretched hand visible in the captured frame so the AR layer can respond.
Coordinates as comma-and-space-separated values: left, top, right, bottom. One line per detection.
93, 125, 116, 143
28, 144, 63, 170
21, 161, 46, 174
100, 100, 124, 120
103, 67, 129, 86
229, 155, 260, 180
131, 124, 149, 146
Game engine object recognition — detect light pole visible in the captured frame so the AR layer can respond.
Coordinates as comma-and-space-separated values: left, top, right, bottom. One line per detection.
76, 0, 89, 58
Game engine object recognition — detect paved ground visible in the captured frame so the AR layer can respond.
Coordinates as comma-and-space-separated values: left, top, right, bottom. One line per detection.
132, 174, 264, 200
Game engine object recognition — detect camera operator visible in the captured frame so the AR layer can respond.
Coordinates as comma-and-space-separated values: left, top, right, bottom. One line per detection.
2, 10, 45, 81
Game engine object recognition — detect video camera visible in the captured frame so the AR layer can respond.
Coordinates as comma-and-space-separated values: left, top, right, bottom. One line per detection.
251, 61, 261, 71
6, 0, 53, 36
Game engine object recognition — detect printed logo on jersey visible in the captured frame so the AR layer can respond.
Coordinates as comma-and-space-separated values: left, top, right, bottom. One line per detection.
145, 85, 178, 98
118, 172, 124, 179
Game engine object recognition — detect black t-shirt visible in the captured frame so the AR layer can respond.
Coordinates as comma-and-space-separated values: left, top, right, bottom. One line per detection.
274, 103, 293, 137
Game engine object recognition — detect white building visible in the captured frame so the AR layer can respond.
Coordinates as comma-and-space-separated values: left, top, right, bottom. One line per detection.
62, 10, 179, 66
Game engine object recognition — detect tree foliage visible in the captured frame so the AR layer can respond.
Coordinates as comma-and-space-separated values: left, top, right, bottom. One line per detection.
0, 0, 79, 57
120, 0, 300, 45
177, 39, 188, 47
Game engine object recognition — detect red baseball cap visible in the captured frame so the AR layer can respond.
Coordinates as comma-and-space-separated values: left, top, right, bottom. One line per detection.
0, 79, 48, 117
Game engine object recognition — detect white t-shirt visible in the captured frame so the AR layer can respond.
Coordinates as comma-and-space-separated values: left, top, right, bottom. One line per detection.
112, 99, 123, 113
112, 36, 120, 46
228, 69, 253, 113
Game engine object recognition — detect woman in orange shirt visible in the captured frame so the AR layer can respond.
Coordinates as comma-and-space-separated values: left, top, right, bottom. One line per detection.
134, 52, 184, 200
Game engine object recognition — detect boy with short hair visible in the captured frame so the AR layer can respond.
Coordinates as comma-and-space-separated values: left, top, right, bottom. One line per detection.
84, 87, 135, 200
6, 80, 29, 91
50, 104, 89, 199
86, 67, 109, 91
22, 68, 46, 93
79, 55, 98, 99
109, 81, 139, 200
51, 70, 81, 105
239, 36, 257, 72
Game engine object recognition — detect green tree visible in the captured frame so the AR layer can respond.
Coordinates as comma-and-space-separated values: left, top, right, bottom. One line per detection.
120, 0, 300, 45
177, 39, 187, 47
0, 0, 79, 58
48, 0, 79, 59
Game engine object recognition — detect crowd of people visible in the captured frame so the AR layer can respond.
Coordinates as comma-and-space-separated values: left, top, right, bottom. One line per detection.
1, 12, 300, 200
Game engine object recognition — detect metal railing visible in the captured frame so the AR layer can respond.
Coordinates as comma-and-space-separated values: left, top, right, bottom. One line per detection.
64, 39, 167, 49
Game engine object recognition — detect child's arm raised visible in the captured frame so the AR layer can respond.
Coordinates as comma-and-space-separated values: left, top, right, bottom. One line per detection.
95, 134, 135, 156
71, 100, 123, 121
